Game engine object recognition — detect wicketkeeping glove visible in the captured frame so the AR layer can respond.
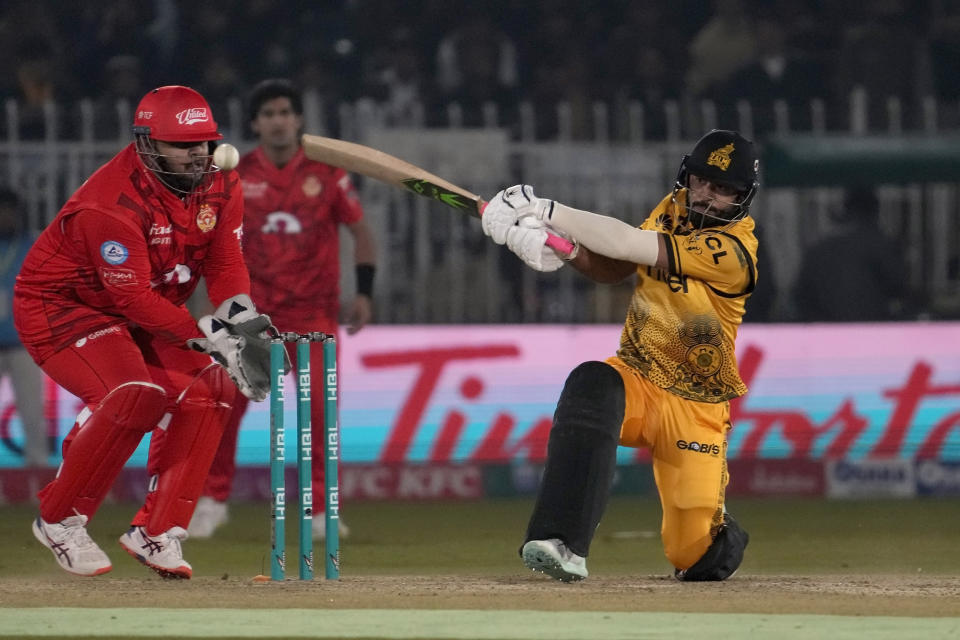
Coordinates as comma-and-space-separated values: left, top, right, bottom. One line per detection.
188, 315, 271, 402
212, 294, 289, 380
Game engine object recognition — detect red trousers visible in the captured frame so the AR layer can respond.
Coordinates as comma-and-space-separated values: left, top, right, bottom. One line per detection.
38, 324, 230, 530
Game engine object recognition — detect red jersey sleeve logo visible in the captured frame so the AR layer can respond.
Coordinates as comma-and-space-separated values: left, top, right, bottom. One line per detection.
100, 267, 138, 287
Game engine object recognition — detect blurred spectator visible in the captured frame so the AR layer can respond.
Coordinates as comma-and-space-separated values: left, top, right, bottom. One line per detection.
793, 186, 910, 322
609, 45, 683, 141
433, 7, 519, 126
91, 54, 144, 140
0, 1, 956, 142
0, 188, 47, 466
359, 27, 430, 126
527, 49, 593, 140
711, 11, 829, 135
684, 0, 758, 101
10, 36, 73, 139
601, 5, 686, 140
197, 46, 247, 138
833, 0, 934, 131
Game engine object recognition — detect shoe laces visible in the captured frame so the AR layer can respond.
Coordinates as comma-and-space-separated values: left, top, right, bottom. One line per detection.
548, 538, 575, 561
162, 526, 188, 556
59, 515, 96, 549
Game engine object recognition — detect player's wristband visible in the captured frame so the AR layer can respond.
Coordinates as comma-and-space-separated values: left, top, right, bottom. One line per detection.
356, 264, 375, 297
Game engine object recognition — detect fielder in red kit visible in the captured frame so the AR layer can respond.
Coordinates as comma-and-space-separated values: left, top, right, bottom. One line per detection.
188, 79, 376, 539
16, 85, 280, 578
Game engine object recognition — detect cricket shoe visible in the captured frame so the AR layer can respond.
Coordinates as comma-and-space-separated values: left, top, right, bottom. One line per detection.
187, 497, 228, 539
119, 526, 192, 579
521, 538, 588, 582
312, 514, 351, 541
32, 514, 112, 577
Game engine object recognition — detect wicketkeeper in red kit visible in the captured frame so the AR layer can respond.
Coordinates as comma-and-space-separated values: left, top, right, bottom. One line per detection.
15, 85, 280, 578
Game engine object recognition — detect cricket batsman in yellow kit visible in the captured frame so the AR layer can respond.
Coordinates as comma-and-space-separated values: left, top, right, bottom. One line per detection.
482, 129, 759, 582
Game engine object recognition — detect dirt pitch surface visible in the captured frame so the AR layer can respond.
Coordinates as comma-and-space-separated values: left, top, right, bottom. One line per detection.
3, 574, 959, 617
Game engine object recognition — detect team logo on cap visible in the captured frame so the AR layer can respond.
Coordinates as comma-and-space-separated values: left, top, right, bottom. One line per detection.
196, 204, 217, 232
707, 143, 734, 171
176, 108, 210, 125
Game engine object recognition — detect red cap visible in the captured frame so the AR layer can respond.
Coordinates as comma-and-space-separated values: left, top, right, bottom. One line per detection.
132, 85, 223, 142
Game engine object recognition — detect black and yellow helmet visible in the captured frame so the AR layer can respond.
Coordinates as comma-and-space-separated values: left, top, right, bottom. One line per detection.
675, 129, 760, 224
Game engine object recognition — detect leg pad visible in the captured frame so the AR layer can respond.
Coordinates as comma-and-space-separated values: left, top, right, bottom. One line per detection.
523, 361, 625, 557
39, 382, 168, 521
676, 513, 749, 581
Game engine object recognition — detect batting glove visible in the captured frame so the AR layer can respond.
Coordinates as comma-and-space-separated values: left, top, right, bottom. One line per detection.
503, 217, 566, 272
482, 184, 554, 245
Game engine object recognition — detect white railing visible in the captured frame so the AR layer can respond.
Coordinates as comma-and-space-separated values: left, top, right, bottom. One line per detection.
2, 91, 958, 323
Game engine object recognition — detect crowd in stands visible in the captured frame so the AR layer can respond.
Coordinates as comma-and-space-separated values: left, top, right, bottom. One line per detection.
2, 0, 959, 141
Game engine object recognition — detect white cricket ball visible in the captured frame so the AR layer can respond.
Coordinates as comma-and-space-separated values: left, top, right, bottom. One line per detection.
213, 143, 239, 171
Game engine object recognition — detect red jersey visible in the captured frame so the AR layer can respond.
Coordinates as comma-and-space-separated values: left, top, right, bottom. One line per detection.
237, 147, 363, 329
14, 144, 249, 364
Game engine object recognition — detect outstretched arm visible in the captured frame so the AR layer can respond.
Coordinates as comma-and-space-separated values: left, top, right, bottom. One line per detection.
565, 245, 642, 283
545, 201, 667, 271
481, 185, 668, 279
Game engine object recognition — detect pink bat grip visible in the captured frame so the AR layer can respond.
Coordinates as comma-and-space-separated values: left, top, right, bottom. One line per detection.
479, 201, 576, 256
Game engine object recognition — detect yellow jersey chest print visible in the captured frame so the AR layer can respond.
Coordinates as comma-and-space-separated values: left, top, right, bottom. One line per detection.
616, 199, 759, 402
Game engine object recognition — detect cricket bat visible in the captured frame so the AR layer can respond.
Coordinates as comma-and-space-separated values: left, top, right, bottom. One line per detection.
300, 134, 575, 255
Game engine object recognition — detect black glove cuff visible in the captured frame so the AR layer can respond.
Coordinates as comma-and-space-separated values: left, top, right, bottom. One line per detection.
356, 264, 375, 297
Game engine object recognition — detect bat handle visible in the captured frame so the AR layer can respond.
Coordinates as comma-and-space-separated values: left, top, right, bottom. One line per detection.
544, 233, 576, 255
478, 201, 577, 257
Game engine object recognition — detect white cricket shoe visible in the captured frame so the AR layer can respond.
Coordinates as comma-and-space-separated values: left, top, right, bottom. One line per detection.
521, 538, 588, 582
32, 514, 112, 577
119, 526, 192, 579
312, 514, 351, 540
187, 497, 229, 539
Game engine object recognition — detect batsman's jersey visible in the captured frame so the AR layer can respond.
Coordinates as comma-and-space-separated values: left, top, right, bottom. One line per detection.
237, 147, 363, 329
616, 191, 758, 403
14, 144, 249, 364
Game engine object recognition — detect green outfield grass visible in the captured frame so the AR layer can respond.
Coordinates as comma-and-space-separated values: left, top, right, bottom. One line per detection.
3, 496, 960, 579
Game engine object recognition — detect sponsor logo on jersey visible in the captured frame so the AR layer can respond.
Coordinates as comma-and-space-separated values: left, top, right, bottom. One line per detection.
100, 241, 129, 265
196, 204, 217, 232
100, 267, 138, 287
707, 143, 734, 171
261, 211, 303, 234
302, 175, 323, 197
74, 325, 122, 348
149, 223, 173, 245
243, 181, 269, 199
676, 439, 721, 456
175, 107, 209, 125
